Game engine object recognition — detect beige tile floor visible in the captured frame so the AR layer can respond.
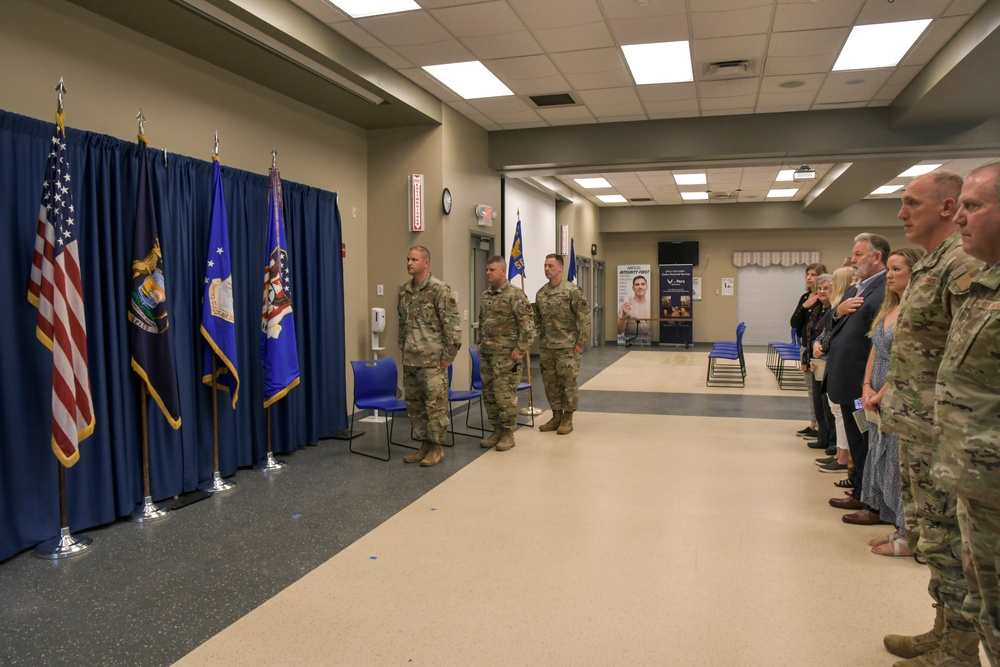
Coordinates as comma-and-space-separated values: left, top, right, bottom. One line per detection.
175, 407, 943, 666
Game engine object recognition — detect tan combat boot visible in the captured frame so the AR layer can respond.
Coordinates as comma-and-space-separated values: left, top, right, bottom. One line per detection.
480, 426, 502, 448
420, 442, 444, 467
556, 411, 574, 435
892, 628, 981, 667
885, 605, 945, 659
403, 440, 431, 464
495, 429, 516, 451
538, 410, 563, 432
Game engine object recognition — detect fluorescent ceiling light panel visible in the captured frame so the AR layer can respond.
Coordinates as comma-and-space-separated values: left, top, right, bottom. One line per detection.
622, 41, 693, 85
680, 192, 709, 201
767, 188, 799, 198
899, 164, 942, 178
422, 62, 514, 99
575, 178, 612, 189
776, 169, 795, 182
833, 20, 931, 71
674, 173, 707, 185
597, 194, 627, 203
326, 0, 420, 18
872, 185, 904, 195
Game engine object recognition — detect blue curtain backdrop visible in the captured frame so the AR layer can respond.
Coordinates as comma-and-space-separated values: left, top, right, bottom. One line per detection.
0, 109, 348, 562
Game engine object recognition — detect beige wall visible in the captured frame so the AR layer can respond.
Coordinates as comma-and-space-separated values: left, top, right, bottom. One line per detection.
601, 225, 910, 344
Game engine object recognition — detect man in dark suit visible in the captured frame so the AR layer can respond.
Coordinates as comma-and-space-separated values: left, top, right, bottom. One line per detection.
825, 233, 890, 522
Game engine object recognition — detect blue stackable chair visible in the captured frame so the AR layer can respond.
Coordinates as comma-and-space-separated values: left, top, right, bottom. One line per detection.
706, 321, 747, 387
767, 328, 800, 373
349, 358, 409, 461
447, 364, 485, 443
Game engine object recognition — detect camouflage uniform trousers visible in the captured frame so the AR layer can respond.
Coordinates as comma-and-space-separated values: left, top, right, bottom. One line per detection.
480, 351, 522, 430
540, 347, 580, 412
402, 365, 449, 445
956, 496, 996, 660
900, 433, 972, 630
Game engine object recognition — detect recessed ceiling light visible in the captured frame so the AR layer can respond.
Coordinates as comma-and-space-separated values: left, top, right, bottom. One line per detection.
899, 164, 942, 177
622, 41, 693, 85
325, 0, 420, 18
422, 61, 514, 100
767, 188, 799, 198
776, 169, 796, 182
872, 185, 904, 195
674, 173, 707, 185
833, 20, 931, 71
680, 192, 709, 201
598, 194, 627, 203
575, 178, 612, 189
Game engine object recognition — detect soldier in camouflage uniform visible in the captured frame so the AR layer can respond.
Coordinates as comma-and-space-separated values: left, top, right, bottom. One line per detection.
932, 162, 1000, 666
477, 256, 535, 452
534, 253, 591, 435
397, 246, 462, 467
880, 171, 984, 666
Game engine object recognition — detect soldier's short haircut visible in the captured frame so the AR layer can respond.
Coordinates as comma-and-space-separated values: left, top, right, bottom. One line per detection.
968, 161, 1000, 201
632, 274, 647, 285
927, 170, 963, 201
486, 254, 505, 265
409, 246, 430, 261
854, 233, 891, 263
545, 253, 564, 266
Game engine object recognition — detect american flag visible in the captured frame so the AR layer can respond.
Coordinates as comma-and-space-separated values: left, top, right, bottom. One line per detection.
27, 110, 94, 467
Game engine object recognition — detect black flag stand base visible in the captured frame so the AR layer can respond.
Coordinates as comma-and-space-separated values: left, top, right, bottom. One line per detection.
254, 406, 286, 471
34, 526, 93, 559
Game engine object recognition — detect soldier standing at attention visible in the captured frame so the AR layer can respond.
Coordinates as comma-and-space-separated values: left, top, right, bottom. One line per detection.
932, 162, 1000, 666
534, 253, 591, 435
397, 246, 461, 467
879, 171, 983, 666
477, 256, 535, 452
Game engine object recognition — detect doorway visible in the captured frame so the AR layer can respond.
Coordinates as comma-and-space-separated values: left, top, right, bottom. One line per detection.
469, 234, 494, 347
592, 259, 606, 346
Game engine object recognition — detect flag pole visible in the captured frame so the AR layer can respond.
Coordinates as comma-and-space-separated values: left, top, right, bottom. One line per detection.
518, 275, 541, 417
200, 355, 235, 492
255, 406, 286, 470
130, 384, 169, 521
33, 79, 95, 558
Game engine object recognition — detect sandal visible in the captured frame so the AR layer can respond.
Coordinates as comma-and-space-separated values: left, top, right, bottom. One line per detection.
834, 478, 855, 488
871, 537, 913, 558
868, 531, 902, 548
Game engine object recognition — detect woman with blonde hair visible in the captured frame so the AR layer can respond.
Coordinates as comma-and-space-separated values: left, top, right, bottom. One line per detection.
857, 248, 925, 556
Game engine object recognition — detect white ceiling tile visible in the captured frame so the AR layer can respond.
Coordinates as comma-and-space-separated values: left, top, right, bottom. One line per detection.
699, 78, 759, 98
598, 0, 688, 19
593, 110, 648, 122
467, 96, 534, 114
328, 21, 386, 49
431, 1, 526, 37
641, 99, 701, 116
814, 69, 894, 104
287, 0, 351, 23
507, 75, 573, 97
689, 0, 773, 11
507, 0, 605, 28
578, 87, 641, 106
496, 119, 550, 129
366, 46, 415, 70
760, 73, 826, 93
609, 17, 690, 45
772, 0, 865, 32
756, 91, 818, 109
463, 31, 543, 60
901, 16, 966, 67
533, 22, 616, 53
636, 83, 697, 102
857, 0, 951, 24
358, 11, 450, 45
767, 27, 848, 58
536, 106, 597, 124
691, 6, 773, 39
486, 54, 559, 80
418, 0, 496, 8
550, 49, 633, 90
393, 40, 476, 67
701, 97, 757, 111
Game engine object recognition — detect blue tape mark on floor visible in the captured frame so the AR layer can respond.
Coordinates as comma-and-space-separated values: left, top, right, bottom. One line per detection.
292, 513, 302, 519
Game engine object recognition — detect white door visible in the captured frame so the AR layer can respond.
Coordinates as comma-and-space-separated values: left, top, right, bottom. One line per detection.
736, 265, 806, 346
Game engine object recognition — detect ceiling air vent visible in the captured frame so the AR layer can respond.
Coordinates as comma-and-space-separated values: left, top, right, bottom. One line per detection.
706, 60, 752, 80
529, 93, 576, 107
712, 191, 738, 201
629, 197, 653, 202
